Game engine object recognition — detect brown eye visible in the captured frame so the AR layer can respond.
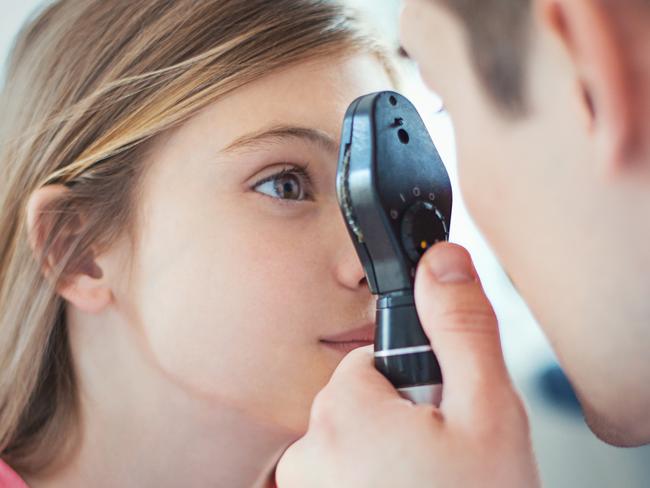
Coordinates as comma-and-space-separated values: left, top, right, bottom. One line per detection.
273, 173, 302, 200
253, 166, 314, 203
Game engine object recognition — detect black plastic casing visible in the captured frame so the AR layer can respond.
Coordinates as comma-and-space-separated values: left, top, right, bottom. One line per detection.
336, 91, 452, 392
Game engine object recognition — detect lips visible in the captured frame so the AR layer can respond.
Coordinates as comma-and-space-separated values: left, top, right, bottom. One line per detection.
320, 322, 375, 354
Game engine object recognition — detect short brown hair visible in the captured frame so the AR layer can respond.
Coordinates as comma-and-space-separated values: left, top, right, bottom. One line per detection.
436, 0, 650, 116
437, 0, 532, 116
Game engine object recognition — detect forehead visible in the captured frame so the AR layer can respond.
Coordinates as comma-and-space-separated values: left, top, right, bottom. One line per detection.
172, 53, 395, 152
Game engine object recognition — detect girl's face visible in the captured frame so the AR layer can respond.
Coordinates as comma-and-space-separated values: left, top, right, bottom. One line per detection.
119, 54, 393, 432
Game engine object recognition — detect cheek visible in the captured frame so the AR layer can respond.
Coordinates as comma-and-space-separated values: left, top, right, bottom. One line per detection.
129, 201, 328, 405
455, 128, 497, 228
453, 121, 523, 265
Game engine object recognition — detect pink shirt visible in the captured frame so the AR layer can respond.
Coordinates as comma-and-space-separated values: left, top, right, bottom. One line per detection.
0, 459, 29, 488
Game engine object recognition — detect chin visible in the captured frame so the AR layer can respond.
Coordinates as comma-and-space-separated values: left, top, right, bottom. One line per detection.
581, 398, 650, 447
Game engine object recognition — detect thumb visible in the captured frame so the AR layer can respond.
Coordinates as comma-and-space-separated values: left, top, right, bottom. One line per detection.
414, 243, 511, 412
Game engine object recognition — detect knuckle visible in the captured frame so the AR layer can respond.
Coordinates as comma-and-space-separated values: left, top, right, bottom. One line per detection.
309, 388, 331, 422
346, 344, 373, 362
308, 388, 340, 438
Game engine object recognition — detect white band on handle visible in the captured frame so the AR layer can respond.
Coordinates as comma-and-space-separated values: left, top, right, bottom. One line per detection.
397, 383, 443, 406
373, 345, 433, 358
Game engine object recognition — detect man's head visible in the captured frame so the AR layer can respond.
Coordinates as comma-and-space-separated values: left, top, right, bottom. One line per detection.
400, 0, 650, 446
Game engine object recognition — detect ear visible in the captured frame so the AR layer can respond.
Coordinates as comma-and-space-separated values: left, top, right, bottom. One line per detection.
538, 0, 639, 177
26, 184, 113, 313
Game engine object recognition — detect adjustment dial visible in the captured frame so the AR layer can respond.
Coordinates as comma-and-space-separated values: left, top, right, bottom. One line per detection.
400, 201, 449, 263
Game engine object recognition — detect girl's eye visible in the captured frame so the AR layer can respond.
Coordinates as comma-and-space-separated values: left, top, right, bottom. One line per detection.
252, 165, 314, 203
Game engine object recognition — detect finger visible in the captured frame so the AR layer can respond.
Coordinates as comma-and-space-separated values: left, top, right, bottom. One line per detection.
274, 436, 314, 488
281, 347, 402, 485
414, 243, 512, 411
311, 345, 406, 421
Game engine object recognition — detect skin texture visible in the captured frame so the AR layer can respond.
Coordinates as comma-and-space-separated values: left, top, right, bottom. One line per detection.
400, 0, 650, 446
25, 54, 393, 487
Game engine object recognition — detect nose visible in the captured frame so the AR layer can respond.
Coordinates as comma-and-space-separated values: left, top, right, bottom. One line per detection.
332, 210, 368, 290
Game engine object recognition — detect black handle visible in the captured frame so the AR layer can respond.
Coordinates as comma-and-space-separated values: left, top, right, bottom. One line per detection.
374, 292, 442, 389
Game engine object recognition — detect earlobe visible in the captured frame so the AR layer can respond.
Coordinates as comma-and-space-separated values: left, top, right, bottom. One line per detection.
539, 0, 637, 176
26, 185, 113, 313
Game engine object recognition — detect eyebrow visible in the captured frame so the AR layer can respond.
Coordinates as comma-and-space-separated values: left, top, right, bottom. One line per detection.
220, 124, 339, 156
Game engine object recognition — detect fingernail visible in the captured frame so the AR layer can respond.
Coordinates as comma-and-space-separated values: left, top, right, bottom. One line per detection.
426, 245, 475, 283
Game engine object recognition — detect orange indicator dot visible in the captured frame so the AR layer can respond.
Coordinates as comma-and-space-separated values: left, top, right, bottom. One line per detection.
420, 240, 428, 249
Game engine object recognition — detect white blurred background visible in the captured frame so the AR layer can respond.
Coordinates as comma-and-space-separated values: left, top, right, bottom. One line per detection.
2, 1, 649, 486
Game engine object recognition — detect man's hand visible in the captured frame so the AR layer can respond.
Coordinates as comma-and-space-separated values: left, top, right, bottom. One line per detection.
275, 243, 540, 487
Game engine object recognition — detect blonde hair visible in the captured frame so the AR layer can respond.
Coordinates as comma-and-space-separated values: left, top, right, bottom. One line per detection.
0, 0, 394, 474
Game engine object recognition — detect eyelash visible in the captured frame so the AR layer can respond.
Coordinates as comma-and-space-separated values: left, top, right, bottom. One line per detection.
252, 163, 315, 204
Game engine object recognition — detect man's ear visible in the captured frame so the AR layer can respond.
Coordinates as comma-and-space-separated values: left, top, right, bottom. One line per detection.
539, 0, 639, 176
26, 184, 112, 313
